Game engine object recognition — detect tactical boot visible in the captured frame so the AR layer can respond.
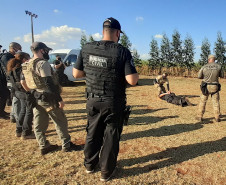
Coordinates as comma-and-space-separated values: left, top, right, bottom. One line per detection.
62, 142, 83, 152
41, 145, 59, 155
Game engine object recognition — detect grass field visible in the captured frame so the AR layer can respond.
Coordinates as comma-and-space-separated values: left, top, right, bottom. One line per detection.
0, 75, 226, 185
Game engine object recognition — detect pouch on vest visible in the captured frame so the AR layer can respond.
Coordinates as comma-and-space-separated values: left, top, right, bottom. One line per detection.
200, 82, 208, 96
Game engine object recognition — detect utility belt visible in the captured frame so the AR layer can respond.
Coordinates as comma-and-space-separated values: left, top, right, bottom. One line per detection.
86, 92, 114, 99
200, 81, 221, 96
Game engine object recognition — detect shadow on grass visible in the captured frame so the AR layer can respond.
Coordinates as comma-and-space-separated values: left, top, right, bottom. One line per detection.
121, 123, 203, 141
137, 78, 155, 86
117, 137, 226, 178
178, 95, 200, 98
64, 100, 86, 104
128, 115, 178, 125
132, 108, 168, 115
200, 114, 226, 124
64, 109, 86, 114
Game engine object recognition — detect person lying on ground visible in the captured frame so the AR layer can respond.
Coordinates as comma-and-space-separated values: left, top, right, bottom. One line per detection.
159, 92, 193, 107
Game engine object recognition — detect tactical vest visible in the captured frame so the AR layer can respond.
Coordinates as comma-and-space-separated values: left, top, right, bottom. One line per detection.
22, 58, 46, 90
83, 41, 126, 98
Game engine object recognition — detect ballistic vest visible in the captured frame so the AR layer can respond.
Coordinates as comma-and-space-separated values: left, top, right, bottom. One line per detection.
83, 41, 126, 98
22, 58, 46, 90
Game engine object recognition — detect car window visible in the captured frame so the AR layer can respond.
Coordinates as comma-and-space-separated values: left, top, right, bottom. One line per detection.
65, 54, 77, 66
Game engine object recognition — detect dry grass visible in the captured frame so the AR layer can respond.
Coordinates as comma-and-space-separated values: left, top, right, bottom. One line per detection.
0, 76, 226, 185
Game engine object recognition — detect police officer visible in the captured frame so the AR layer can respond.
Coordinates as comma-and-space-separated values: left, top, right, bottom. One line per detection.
22, 42, 81, 155
73, 17, 139, 181
154, 72, 170, 96
53, 55, 67, 85
0, 42, 22, 119
196, 55, 224, 122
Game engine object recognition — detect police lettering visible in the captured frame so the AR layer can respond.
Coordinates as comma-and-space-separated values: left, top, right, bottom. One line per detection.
89, 55, 107, 68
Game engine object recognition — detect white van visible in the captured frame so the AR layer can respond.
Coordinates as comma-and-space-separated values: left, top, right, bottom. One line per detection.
48, 49, 84, 81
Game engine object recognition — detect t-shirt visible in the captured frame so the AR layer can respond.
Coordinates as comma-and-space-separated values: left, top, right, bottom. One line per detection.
74, 41, 137, 76
156, 75, 169, 85
198, 62, 224, 83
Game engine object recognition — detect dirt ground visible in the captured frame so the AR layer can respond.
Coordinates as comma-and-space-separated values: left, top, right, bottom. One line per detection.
0, 75, 225, 185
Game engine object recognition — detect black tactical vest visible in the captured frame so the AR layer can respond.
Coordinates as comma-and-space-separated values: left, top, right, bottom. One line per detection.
82, 41, 126, 98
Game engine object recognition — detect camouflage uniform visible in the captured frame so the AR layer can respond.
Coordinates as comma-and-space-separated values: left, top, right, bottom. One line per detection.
197, 62, 224, 120
154, 75, 169, 95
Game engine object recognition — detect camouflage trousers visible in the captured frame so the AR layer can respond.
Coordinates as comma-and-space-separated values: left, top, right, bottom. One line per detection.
154, 84, 166, 95
197, 85, 220, 119
33, 100, 71, 150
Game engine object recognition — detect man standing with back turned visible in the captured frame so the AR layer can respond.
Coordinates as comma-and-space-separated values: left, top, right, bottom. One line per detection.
73, 17, 139, 181
196, 55, 224, 122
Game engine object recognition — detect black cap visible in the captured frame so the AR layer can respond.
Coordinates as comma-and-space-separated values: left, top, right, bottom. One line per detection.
30, 42, 52, 51
103, 17, 123, 33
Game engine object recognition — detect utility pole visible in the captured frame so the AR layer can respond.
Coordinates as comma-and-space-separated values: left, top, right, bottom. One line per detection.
25, 10, 38, 43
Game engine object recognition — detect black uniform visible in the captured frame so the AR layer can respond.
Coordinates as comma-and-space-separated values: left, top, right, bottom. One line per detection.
74, 41, 137, 176
160, 93, 188, 107
0, 52, 13, 117
8, 67, 33, 136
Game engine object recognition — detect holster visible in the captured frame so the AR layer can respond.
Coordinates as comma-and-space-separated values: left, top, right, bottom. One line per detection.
124, 106, 131, 125
200, 82, 208, 96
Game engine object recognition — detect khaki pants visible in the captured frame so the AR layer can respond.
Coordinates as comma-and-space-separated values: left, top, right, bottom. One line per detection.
197, 85, 220, 119
154, 84, 166, 95
33, 101, 70, 150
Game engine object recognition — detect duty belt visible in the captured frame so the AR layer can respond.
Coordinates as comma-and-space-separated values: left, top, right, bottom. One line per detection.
87, 93, 113, 99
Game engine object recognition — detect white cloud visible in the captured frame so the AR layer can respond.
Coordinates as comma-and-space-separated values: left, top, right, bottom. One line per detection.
154, 34, 163, 39
14, 37, 21, 41
92, 33, 102, 40
22, 25, 84, 48
136, 16, 144, 22
53, 9, 59, 13
140, 53, 149, 60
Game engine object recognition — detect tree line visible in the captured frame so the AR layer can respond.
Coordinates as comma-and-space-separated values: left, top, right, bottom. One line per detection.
79, 31, 226, 69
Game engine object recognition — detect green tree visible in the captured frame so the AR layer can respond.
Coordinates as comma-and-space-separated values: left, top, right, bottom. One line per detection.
119, 32, 132, 50
80, 32, 87, 49
199, 38, 211, 66
214, 32, 226, 67
182, 35, 195, 69
149, 38, 160, 69
132, 49, 142, 67
160, 34, 172, 67
89, 35, 95, 42
171, 30, 183, 66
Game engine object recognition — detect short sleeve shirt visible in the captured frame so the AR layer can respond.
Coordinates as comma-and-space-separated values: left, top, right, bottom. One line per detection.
156, 75, 169, 85
74, 41, 137, 76
35, 60, 52, 77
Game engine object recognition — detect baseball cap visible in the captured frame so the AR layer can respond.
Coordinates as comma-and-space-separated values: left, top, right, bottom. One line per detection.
208, 55, 215, 60
103, 17, 123, 33
30, 42, 52, 51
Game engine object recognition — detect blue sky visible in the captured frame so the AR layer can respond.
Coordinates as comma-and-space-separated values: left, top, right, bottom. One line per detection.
0, 0, 225, 61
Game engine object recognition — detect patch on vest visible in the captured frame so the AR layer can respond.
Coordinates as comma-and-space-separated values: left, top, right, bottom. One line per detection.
89, 55, 107, 68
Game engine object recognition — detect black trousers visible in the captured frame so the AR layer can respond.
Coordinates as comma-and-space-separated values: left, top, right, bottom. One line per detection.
84, 97, 125, 176
0, 87, 9, 116
15, 92, 33, 135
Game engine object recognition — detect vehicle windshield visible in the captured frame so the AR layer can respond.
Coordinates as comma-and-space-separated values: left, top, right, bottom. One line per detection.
48, 53, 67, 64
